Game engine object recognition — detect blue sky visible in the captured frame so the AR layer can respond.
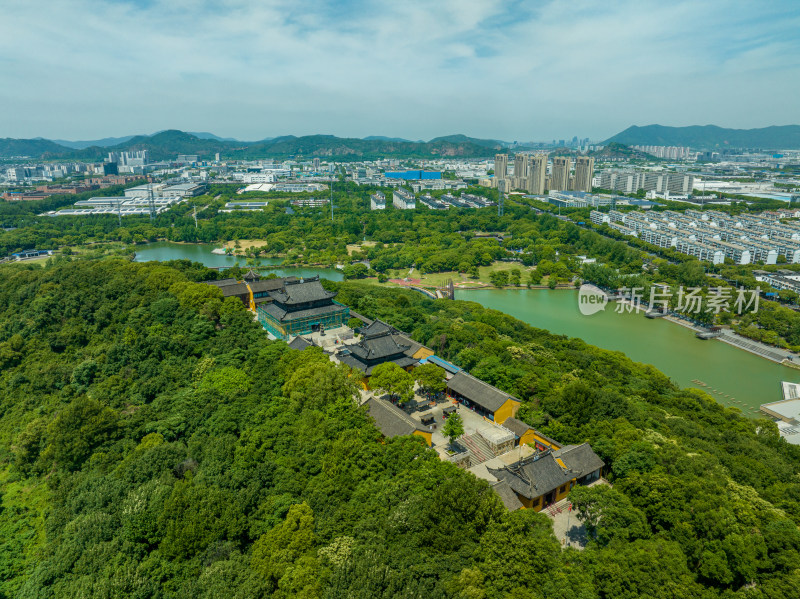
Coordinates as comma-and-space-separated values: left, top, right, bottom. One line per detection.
1, 0, 799, 141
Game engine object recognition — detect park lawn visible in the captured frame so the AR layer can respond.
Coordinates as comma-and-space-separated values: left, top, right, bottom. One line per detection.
378, 261, 532, 288
223, 239, 270, 250
346, 241, 378, 255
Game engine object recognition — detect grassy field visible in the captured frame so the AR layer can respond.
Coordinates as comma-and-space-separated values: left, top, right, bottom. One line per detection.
224, 239, 270, 250
382, 261, 534, 288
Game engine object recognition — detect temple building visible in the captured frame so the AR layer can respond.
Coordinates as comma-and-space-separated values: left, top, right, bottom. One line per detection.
256, 276, 349, 339
446, 371, 520, 424
501, 417, 561, 451
366, 396, 432, 446
205, 270, 298, 310
336, 320, 420, 377
487, 443, 604, 511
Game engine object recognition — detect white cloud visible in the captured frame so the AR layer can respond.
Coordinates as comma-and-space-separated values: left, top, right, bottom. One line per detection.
1, 0, 798, 140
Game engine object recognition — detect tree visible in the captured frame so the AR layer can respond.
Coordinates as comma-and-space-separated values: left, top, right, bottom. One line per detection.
442, 412, 465, 446
568, 485, 650, 546
343, 263, 369, 279
368, 362, 414, 403
251, 502, 321, 598
489, 270, 509, 288
283, 359, 359, 410
413, 363, 446, 394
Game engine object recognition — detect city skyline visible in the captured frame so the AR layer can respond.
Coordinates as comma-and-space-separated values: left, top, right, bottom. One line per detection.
2, 0, 799, 141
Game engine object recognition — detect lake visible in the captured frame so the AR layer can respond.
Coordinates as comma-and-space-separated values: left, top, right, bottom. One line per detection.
132, 241, 344, 281
457, 288, 798, 415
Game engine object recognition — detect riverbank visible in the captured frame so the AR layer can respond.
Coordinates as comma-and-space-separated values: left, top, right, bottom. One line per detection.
456, 287, 798, 415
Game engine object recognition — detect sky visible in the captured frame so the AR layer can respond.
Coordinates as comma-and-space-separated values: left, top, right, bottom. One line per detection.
1, 0, 799, 142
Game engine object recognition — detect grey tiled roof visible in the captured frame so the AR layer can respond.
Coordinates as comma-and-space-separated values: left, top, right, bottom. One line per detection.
447, 371, 519, 413
501, 418, 561, 447
492, 480, 524, 511
287, 336, 314, 350
350, 333, 410, 361
487, 452, 574, 499
553, 443, 605, 479
362, 319, 396, 338
366, 397, 425, 438
501, 417, 532, 438
270, 277, 337, 305
249, 277, 298, 293
339, 353, 416, 376
219, 283, 250, 297
206, 278, 239, 287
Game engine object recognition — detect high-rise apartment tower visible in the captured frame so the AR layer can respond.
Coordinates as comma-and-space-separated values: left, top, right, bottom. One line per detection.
494, 153, 509, 185
572, 156, 595, 192
549, 156, 571, 191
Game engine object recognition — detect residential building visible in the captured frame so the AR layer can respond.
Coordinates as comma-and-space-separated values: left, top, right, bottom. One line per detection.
590, 210, 611, 225
392, 188, 416, 210
573, 156, 595, 192
370, 191, 386, 210
549, 156, 571, 191
526, 154, 547, 195
419, 194, 447, 210
494, 154, 509, 182
512, 154, 529, 189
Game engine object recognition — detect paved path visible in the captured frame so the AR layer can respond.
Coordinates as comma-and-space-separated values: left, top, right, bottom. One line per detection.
545, 498, 589, 550
543, 478, 610, 550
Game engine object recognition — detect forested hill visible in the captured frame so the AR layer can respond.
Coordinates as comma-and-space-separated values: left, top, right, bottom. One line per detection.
604, 124, 800, 149
1, 257, 799, 597
0, 130, 499, 160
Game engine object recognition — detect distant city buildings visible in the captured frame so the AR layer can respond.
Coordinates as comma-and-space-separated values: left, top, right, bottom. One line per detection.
370, 191, 386, 210
392, 188, 416, 210
291, 197, 329, 207
595, 170, 694, 195
107, 150, 149, 167
632, 145, 691, 160
593, 208, 800, 265
46, 182, 206, 217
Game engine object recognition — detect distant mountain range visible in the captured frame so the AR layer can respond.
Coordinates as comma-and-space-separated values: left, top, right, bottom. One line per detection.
0, 130, 507, 160
605, 124, 800, 150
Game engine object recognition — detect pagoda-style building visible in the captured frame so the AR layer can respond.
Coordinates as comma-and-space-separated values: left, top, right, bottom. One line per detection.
256, 276, 349, 339
337, 320, 418, 377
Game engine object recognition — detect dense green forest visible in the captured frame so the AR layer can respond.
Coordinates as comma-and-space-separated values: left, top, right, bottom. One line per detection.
1, 256, 799, 597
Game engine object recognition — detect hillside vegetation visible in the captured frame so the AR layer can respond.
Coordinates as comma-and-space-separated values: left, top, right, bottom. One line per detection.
0, 257, 799, 597
605, 124, 800, 149
0, 130, 500, 161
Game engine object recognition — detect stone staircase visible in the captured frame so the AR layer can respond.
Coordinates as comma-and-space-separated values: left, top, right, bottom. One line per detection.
459, 433, 496, 465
